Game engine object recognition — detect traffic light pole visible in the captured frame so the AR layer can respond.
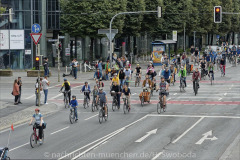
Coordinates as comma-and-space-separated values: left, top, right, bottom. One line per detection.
36, 44, 40, 107
109, 10, 159, 67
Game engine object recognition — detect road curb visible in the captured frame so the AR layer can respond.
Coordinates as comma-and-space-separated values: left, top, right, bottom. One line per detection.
219, 132, 240, 160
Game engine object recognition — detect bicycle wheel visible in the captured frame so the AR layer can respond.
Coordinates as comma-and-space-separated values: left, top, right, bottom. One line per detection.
112, 100, 116, 111
30, 133, 37, 148
64, 97, 68, 108
92, 102, 95, 112
104, 106, 108, 121
69, 111, 75, 124
163, 104, 167, 112
41, 131, 44, 144
195, 84, 198, 96
83, 98, 86, 109
123, 103, 127, 114
99, 109, 103, 124
210, 76, 213, 85
141, 97, 144, 107
157, 102, 161, 114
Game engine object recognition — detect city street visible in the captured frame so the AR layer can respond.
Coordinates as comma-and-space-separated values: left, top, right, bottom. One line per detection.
0, 62, 239, 160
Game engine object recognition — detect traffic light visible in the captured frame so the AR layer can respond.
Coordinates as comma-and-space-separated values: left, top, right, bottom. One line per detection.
35, 56, 40, 70
9, 8, 13, 23
214, 6, 222, 23
58, 43, 62, 51
157, 6, 162, 18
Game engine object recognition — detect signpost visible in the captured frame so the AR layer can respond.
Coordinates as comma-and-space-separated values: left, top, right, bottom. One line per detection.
173, 30, 177, 41
31, 24, 42, 107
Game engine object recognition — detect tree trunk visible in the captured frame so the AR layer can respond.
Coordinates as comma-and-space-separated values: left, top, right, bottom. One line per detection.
210, 33, 213, 45
75, 36, 77, 59
232, 32, 235, 44
70, 40, 73, 60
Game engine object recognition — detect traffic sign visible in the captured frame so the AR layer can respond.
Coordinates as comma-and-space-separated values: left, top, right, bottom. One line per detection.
48, 39, 58, 42
98, 29, 118, 34
31, 24, 41, 33
30, 33, 42, 45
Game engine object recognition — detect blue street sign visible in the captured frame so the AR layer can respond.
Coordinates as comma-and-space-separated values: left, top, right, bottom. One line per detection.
31, 24, 41, 33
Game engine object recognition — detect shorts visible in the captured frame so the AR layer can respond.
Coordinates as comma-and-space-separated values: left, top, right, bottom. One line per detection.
159, 91, 167, 96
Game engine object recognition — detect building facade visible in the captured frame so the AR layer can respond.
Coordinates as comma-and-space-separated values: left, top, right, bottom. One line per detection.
0, 0, 60, 69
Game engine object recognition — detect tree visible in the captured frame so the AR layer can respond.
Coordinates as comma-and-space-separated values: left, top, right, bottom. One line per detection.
0, 0, 6, 15
60, 0, 127, 60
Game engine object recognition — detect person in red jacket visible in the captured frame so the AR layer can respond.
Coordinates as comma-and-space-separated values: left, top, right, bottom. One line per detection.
12, 79, 20, 105
192, 67, 201, 91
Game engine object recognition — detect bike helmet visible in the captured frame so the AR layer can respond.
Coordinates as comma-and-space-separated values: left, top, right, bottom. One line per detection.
35, 108, 40, 112
64, 78, 67, 81
181, 66, 184, 70
160, 76, 165, 79
114, 73, 117, 76
99, 88, 103, 91
72, 95, 76, 98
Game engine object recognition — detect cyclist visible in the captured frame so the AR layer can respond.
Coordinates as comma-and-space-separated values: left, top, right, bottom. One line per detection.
147, 64, 154, 73
121, 84, 131, 110
170, 63, 177, 83
96, 88, 108, 117
81, 82, 91, 101
176, 54, 181, 70
206, 53, 211, 67
111, 73, 120, 86
192, 67, 201, 90
69, 95, 78, 121
178, 66, 187, 87
94, 68, 102, 80
194, 47, 200, 64
208, 62, 214, 80
220, 57, 226, 75
124, 67, 131, 86
142, 75, 152, 92
157, 76, 169, 109
95, 79, 104, 89
119, 68, 126, 89
29, 108, 45, 144
216, 52, 222, 70
162, 67, 171, 83
60, 79, 71, 103
111, 81, 121, 108
200, 59, 207, 77
147, 69, 155, 81
163, 54, 170, 67
135, 64, 142, 79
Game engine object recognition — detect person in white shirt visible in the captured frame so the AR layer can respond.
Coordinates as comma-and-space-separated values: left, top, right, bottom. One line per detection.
42, 76, 50, 104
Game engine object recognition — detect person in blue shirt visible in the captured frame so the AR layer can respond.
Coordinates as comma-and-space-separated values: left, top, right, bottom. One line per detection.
162, 67, 171, 83
206, 53, 211, 67
81, 81, 91, 101
237, 46, 240, 55
94, 68, 102, 80
69, 95, 78, 121
98, 60, 103, 73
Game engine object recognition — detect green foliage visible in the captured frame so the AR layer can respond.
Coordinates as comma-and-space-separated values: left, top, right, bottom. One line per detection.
0, 0, 6, 15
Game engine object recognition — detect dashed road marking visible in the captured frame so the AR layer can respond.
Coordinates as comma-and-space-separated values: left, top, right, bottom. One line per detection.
84, 114, 98, 120
50, 126, 69, 135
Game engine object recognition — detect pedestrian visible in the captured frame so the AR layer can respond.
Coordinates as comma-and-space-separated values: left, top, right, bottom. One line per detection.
98, 60, 103, 73
72, 58, 78, 79
105, 60, 111, 80
42, 76, 50, 104
17, 77, 22, 104
12, 79, 20, 105
35, 78, 43, 106
43, 57, 49, 77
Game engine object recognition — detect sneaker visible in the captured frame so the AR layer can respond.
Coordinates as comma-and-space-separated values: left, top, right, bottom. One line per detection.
105, 114, 108, 117
75, 119, 78, 122
18, 102, 22, 104
14, 103, 18, 105
39, 140, 42, 144
44, 103, 48, 105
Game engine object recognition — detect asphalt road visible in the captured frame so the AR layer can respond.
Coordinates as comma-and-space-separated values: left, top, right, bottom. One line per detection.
0, 63, 239, 160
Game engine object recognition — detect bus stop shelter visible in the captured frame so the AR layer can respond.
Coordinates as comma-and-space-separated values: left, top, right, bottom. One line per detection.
152, 40, 176, 66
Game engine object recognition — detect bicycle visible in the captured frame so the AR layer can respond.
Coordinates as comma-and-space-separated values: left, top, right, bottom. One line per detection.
141, 87, 150, 107
62, 90, 70, 108
111, 91, 119, 111
82, 91, 90, 109
201, 68, 206, 80
180, 76, 185, 92
135, 74, 141, 87
125, 76, 130, 87
220, 65, 224, 77
0, 147, 10, 160
186, 63, 191, 75
69, 107, 77, 124
193, 80, 199, 96
170, 74, 175, 86
92, 95, 99, 112
194, 56, 199, 66
30, 123, 45, 148
98, 103, 108, 124
157, 92, 167, 114
209, 72, 213, 85
122, 95, 130, 114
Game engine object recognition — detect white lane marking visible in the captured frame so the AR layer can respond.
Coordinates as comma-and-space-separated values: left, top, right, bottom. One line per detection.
84, 114, 98, 120
50, 93, 62, 100
173, 93, 177, 95
195, 130, 218, 145
229, 88, 231, 90
148, 114, 240, 119
59, 115, 148, 160
135, 128, 158, 143
9, 142, 28, 152
25, 95, 35, 99
132, 93, 137, 95
50, 126, 69, 135
224, 93, 227, 96
167, 98, 171, 101
172, 117, 204, 144
48, 84, 60, 89
152, 152, 163, 160
218, 98, 222, 101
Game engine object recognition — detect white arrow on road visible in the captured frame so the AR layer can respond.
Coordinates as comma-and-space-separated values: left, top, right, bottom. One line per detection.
195, 130, 218, 145
135, 128, 158, 143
